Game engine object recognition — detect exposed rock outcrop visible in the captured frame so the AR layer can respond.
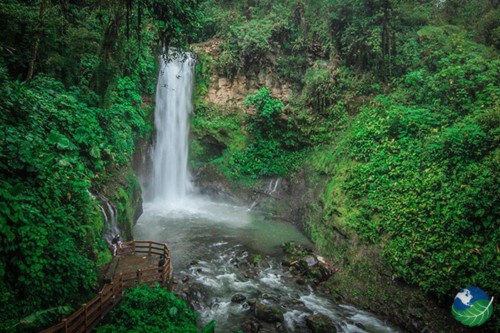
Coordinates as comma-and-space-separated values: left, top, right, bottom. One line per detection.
194, 39, 292, 107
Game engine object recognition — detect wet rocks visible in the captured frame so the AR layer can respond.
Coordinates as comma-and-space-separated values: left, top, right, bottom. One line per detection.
282, 242, 339, 287
231, 293, 247, 304
306, 314, 337, 333
254, 302, 284, 323
302, 255, 319, 267
173, 249, 342, 332
240, 318, 262, 333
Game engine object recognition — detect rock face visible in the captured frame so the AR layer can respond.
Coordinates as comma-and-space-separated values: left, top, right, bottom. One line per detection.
206, 72, 292, 107
195, 169, 319, 229
194, 39, 292, 108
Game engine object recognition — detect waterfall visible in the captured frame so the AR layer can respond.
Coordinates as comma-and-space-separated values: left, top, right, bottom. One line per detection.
149, 53, 195, 203
98, 195, 120, 244
247, 178, 281, 212
266, 178, 281, 196
88, 190, 120, 245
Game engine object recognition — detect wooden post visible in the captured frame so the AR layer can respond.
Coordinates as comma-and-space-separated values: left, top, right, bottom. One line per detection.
84, 303, 88, 330
137, 269, 142, 284
119, 274, 123, 295
99, 291, 103, 319
63, 318, 67, 333
109, 282, 115, 307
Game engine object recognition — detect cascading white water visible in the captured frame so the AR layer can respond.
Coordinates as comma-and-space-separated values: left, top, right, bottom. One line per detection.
150, 53, 195, 203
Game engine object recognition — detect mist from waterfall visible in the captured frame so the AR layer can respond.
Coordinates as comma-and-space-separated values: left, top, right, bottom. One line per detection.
149, 53, 195, 204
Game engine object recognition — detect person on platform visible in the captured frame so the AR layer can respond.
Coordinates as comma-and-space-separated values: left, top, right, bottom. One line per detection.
158, 255, 166, 273
111, 234, 122, 256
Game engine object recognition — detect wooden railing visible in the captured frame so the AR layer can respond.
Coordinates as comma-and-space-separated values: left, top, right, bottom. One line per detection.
40, 240, 171, 333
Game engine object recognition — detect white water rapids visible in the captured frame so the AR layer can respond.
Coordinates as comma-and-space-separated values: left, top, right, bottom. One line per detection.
135, 53, 400, 333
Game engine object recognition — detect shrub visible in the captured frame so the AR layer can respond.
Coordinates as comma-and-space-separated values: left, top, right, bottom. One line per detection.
96, 285, 199, 333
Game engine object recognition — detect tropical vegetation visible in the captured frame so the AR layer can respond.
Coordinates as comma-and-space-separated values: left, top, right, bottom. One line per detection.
0, 0, 202, 331
190, 0, 499, 322
0, 0, 498, 331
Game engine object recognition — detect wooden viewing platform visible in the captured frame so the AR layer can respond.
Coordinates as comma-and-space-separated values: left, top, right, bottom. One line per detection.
40, 240, 171, 333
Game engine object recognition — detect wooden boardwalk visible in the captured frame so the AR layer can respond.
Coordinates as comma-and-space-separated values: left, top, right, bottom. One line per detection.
40, 240, 171, 333
104, 252, 162, 284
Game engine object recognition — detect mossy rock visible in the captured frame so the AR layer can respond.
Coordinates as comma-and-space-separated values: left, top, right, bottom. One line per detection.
254, 302, 284, 323
306, 314, 337, 333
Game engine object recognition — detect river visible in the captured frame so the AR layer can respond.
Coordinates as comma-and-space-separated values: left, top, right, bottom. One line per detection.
134, 53, 401, 333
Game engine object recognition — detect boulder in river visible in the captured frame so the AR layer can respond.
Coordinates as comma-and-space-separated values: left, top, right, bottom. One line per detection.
306, 313, 337, 333
302, 255, 319, 267
239, 318, 262, 333
231, 293, 247, 303
254, 302, 284, 323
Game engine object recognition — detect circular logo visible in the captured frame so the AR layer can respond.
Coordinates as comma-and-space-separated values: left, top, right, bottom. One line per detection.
452, 286, 494, 327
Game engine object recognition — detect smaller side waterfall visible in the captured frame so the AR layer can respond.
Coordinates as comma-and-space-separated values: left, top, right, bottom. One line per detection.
149, 53, 196, 204
98, 195, 120, 244
248, 178, 282, 211
266, 178, 281, 196
88, 191, 121, 247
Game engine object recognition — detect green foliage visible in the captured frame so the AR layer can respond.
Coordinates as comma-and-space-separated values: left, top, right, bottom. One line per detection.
190, 102, 246, 169
228, 88, 303, 179
96, 285, 199, 333
251, 255, 262, 266
191, 86, 308, 181
300, 64, 371, 117
0, 0, 204, 328
244, 87, 285, 139
212, 41, 241, 80
194, 52, 212, 102
325, 32, 500, 298
196, 2, 244, 41
227, 140, 302, 179
150, 0, 204, 49
5, 306, 72, 333
0, 68, 154, 328
436, 0, 500, 49
198, 0, 310, 78
201, 320, 216, 333
229, 16, 277, 70
328, 0, 408, 76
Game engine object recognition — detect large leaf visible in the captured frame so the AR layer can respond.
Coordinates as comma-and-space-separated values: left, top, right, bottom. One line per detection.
201, 320, 216, 333
452, 297, 494, 327
47, 131, 76, 150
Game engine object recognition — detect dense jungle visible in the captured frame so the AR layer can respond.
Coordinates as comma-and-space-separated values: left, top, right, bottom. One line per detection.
0, 0, 498, 332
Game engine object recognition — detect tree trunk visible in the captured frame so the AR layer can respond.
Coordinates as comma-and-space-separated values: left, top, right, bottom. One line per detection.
27, 0, 48, 81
